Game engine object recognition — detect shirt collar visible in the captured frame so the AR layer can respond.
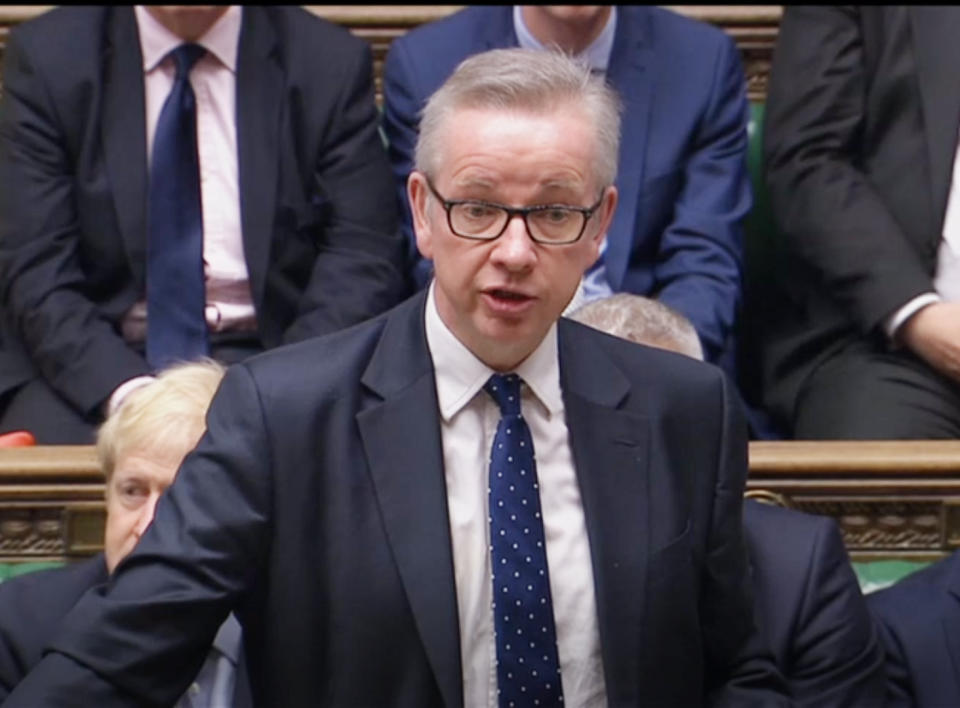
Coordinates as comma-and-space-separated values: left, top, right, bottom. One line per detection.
513, 5, 617, 73
135, 6, 242, 73
425, 282, 564, 422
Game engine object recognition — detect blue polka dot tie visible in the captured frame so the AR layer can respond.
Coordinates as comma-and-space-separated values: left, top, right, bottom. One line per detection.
146, 43, 209, 371
485, 373, 564, 707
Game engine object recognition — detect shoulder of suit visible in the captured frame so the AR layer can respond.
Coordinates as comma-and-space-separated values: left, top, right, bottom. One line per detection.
744, 498, 835, 535
558, 316, 722, 393
7, 6, 110, 66
390, 5, 511, 59
869, 551, 960, 610
642, 5, 735, 49
253, 6, 368, 60
242, 300, 396, 381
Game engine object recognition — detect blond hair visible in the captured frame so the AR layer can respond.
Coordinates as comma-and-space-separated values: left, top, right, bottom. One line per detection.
97, 359, 227, 482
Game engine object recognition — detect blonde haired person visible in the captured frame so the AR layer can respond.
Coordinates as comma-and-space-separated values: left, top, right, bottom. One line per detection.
0, 360, 252, 707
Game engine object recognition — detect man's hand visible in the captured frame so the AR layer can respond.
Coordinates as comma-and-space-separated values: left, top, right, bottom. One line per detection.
898, 302, 960, 382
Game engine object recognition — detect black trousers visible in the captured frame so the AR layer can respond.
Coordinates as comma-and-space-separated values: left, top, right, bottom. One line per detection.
792, 339, 960, 439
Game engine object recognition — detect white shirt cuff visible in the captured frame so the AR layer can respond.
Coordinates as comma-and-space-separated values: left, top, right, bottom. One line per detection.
884, 292, 942, 341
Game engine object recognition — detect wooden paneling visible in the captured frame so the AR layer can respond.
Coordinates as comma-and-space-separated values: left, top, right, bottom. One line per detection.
0, 446, 103, 563
747, 442, 960, 563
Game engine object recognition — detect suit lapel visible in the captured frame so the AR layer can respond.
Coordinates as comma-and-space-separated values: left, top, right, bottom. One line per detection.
604, 8, 653, 290
102, 7, 149, 287
356, 293, 463, 708
909, 8, 960, 231
235, 6, 282, 313
558, 320, 649, 704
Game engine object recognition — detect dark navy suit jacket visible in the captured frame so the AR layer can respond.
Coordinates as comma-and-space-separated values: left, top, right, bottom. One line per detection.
4, 291, 785, 706
868, 549, 960, 706
744, 500, 885, 707
382, 6, 751, 370
0, 555, 251, 706
0, 6, 408, 418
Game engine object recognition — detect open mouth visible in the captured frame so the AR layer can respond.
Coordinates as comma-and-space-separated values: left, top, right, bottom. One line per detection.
488, 289, 530, 301
482, 288, 536, 314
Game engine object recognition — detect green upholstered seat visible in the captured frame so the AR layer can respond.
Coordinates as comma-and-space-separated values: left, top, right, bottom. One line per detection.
853, 559, 933, 594
0, 561, 65, 582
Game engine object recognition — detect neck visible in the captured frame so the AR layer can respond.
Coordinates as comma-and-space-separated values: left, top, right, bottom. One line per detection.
520, 6, 612, 55
146, 6, 230, 42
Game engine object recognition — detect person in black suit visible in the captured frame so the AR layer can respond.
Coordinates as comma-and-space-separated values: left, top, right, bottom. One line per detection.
0, 6, 408, 443
744, 501, 885, 707
868, 550, 960, 707
572, 294, 886, 707
0, 360, 251, 707
4, 47, 785, 707
762, 7, 960, 439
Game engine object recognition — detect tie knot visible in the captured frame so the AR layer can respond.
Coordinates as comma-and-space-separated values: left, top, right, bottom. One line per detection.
169, 43, 206, 80
484, 374, 522, 417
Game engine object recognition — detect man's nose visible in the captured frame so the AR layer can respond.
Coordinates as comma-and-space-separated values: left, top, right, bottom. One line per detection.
491, 214, 537, 269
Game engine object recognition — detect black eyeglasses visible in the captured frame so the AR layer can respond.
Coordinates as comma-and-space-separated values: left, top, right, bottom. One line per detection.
424, 177, 605, 245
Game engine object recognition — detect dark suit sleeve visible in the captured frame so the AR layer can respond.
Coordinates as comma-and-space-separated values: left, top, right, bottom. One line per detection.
0, 29, 151, 415
281, 40, 410, 344
789, 518, 885, 707
703, 374, 789, 705
869, 594, 919, 707
5, 364, 273, 707
764, 6, 931, 332
381, 36, 433, 289
653, 34, 751, 363
0, 580, 29, 702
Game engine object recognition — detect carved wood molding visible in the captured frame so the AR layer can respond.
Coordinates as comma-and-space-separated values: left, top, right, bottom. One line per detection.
0, 6, 783, 102
0, 447, 104, 563
747, 441, 960, 562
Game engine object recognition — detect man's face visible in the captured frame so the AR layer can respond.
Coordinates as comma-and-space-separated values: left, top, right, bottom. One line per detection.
410, 105, 617, 371
103, 446, 182, 573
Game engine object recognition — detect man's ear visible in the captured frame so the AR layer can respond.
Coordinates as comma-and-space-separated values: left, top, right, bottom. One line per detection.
587, 184, 618, 260
408, 171, 434, 260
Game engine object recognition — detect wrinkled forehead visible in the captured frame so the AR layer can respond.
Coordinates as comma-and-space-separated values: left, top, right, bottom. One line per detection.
436, 108, 601, 195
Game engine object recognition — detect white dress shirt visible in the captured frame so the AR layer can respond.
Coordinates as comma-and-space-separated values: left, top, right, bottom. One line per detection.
885, 123, 960, 338
127, 5, 256, 342
424, 284, 607, 708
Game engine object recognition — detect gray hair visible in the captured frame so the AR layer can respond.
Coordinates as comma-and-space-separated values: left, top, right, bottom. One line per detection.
569, 293, 704, 361
415, 47, 622, 188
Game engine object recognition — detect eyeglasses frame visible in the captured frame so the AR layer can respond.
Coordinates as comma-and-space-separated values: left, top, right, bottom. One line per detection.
422, 175, 607, 246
